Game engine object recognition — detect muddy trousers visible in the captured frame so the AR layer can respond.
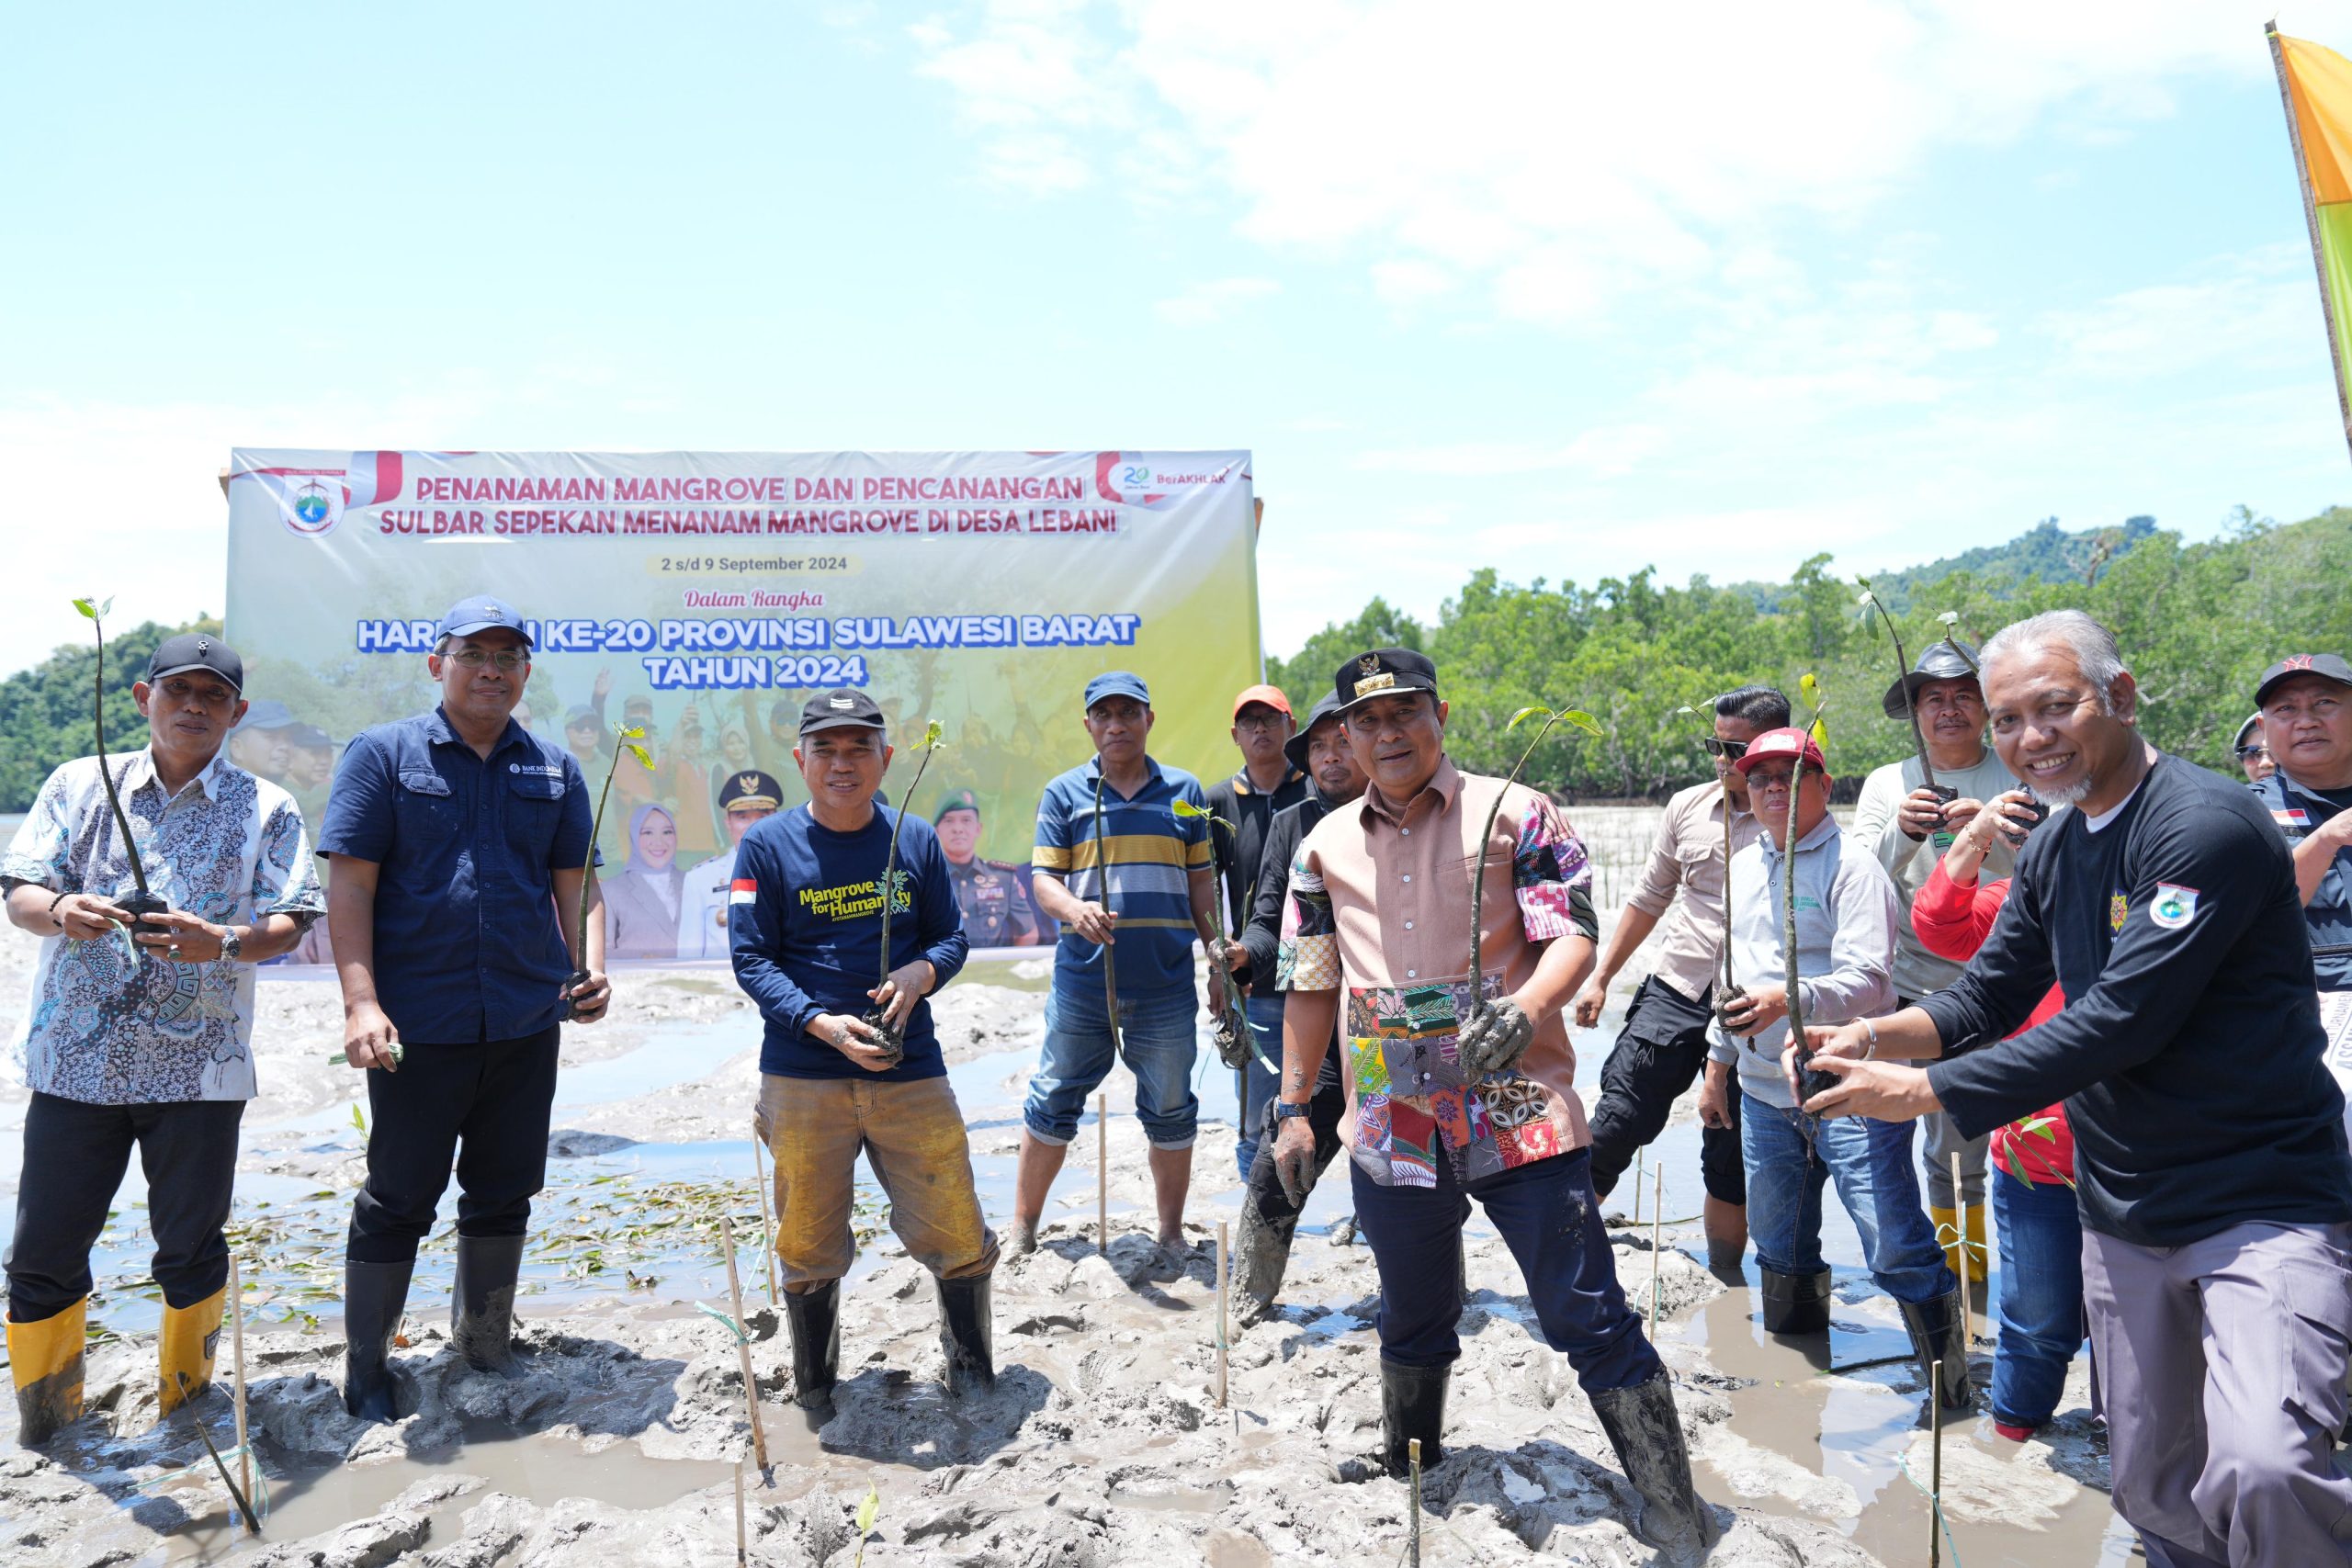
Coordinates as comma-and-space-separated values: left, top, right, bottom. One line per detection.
2082, 1220, 2352, 1567
6, 1093, 243, 1321
346, 1029, 559, 1265
759, 1073, 998, 1290
1586, 976, 1746, 1205
1351, 1146, 1660, 1394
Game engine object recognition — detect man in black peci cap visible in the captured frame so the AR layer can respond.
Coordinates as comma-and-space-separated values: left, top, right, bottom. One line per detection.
677, 767, 786, 959
3, 632, 325, 1444
933, 788, 1041, 948
2250, 653, 2352, 998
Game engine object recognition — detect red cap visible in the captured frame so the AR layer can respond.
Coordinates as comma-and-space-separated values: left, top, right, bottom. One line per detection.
1232, 683, 1293, 720
1733, 727, 1828, 775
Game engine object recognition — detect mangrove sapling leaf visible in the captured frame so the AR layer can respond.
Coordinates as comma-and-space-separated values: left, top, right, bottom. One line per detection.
565, 723, 650, 1021
1171, 798, 1260, 1069
1464, 705, 1603, 1055
1935, 610, 1982, 676
1856, 578, 1947, 802
865, 721, 945, 1064
73, 596, 167, 948
854, 1483, 880, 1568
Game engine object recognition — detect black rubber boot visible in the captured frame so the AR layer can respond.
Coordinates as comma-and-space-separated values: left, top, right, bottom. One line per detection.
934, 1273, 995, 1396
1230, 1196, 1297, 1327
1379, 1358, 1449, 1478
1898, 1289, 1973, 1412
1589, 1370, 1720, 1556
1758, 1266, 1833, 1335
451, 1234, 526, 1374
343, 1258, 414, 1422
785, 1280, 842, 1414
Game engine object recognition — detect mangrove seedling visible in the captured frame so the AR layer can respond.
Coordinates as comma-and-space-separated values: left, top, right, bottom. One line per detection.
1935, 609, 1981, 675
1171, 798, 1258, 1069
71, 596, 170, 949
564, 721, 651, 1021
1856, 578, 1950, 806
1784, 675, 1838, 1105
1464, 705, 1602, 1044
863, 721, 945, 1064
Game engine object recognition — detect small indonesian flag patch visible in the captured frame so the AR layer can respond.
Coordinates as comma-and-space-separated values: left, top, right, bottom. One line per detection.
2276, 808, 2311, 829
729, 878, 757, 906
2150, 883, 2200, 931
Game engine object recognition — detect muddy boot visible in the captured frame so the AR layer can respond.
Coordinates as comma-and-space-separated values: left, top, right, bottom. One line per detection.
7, 1298, 87, 1447
343, 1258, 414, 1422
1758, 1266, 1832, 1335
452, 1234, 526, 1374
934, 1273, 995, 1397
1898, 1289, 1973, 1413
1589, 1370, 1719, 1555
1380, 1358, 1448, 1478
785, 1280, 842, 1416
157, 1285, 227, 1416
1231, 1193, 1300, 1327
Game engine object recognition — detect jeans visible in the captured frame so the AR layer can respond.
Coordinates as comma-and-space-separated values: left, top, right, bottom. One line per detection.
1234, 992, 1286, 1179
1990, 1164, 2086, 1427
1739, 1089, 1954, 1304
347, 1028, 560, 1264
1351, 1147, 1660, 1393
758, 1073, 996, 1287
1588, 976, 1747, 1204
6, 1093, 244, 1320
1023, 971, 1200, 1149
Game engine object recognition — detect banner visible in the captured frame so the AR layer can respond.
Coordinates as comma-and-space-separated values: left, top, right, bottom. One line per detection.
223, 448, 1259, 961
2270, 24, 2352, 461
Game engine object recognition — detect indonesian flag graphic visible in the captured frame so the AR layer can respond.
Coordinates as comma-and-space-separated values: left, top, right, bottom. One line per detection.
729, 878, 757, 906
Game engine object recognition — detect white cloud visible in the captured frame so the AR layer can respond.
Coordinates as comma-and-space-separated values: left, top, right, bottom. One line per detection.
1151, 276, 1281, 325
1356, 423, 1669, 478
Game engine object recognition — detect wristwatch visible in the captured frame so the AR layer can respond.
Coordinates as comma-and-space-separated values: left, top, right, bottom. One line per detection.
1273, 1100, 1313, 1121
218, 928, 243, 963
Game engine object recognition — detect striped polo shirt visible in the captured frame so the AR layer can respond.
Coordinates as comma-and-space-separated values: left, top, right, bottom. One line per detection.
1034, 755, 1212, 992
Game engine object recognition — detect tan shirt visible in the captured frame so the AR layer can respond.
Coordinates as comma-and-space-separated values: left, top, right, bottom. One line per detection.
1624, 779, 1760, 1003
1279, 756, 1596, 1186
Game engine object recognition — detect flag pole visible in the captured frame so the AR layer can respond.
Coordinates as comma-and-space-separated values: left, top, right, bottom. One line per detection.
2268, 21, 2352, 463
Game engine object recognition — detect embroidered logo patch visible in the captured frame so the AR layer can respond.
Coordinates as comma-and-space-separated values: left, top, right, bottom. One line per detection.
2150, 884, 2200, 930
2109, 892, 2128, 934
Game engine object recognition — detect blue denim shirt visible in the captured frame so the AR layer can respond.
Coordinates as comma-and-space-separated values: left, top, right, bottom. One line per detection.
317, 707, 594, 1043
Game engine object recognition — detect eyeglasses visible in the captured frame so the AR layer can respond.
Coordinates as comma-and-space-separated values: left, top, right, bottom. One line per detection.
1702, 737, 1750, 760
448, 648, 528, 672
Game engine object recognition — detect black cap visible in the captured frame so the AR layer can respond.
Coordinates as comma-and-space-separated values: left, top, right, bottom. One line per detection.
288, 722, 336, 749
563, 704, 599, 728
798, 688, 887, 736
1333, 648, 1439, 714
2255, 653, 2352, 706
1882, 639, 1983, 720
1284, 692, 1348, 773
717, 769, 786, 810
148, 633, 244, 694
933, 786, 982, 822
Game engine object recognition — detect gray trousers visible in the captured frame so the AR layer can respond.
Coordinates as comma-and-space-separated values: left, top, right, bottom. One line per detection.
2082, 1219, 2352, 1566
1919, 1110, 1987, 1207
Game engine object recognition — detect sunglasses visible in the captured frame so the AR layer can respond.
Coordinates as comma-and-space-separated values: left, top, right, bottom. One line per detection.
2236, 745, 2271, 761
1702, 737, 1750, 760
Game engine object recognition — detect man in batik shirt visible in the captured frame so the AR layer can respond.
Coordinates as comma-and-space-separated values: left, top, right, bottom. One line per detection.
1265, 649, 1713, 1553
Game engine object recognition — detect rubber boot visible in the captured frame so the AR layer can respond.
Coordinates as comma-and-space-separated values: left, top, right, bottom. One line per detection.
1589, 1370, 1720, 1555
1758, 1266, 1833, 1335
784, 1280, 842, 1415
157, 1284, 227, 1416
1379, 1357, 1449, 1478
7, 1299, 86, 1447
343, 1258, 414, 1422
451, 1234, 526, 1374
1897, 1289, 1973, 1413
933, 1273, 995, 1396
1230, 1193, 1298, 1327
1930, 1204, 1988, 1286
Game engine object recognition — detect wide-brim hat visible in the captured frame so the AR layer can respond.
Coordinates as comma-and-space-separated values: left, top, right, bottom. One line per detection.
1882, 639, 1983, 720
1284, 693, 1347, 773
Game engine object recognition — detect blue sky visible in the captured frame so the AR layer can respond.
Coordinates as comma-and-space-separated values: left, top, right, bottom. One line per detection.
4, 1, 2348, 680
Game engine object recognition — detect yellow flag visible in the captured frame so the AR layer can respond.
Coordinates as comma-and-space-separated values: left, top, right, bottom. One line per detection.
2270, 24, 2352, 458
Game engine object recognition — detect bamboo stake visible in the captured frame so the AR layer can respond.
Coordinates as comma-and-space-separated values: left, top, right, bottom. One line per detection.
1407, 1438, 1423, 1567
1648, 1162, 1665, 1330
734, 1457, 748, 1565
1951, 1152, 1973, 1344
1632, 1145, 1644, 1225
1215, 1220, 1229, 1408
228, 1251, 251, 1509
1929, 1359, 1945, 1568
719, 1213, 769, 1471
1097, 1092, 1109, 1254
2270, 21, 2352, 463
750, 1121, 781, 1308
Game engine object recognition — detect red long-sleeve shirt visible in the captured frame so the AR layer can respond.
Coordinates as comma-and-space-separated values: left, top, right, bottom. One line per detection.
1912, 862, 2073, 1186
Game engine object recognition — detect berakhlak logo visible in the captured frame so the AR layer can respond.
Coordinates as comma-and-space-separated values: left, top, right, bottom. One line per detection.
238, 451, 405, 537
1094, 451, 1170, 508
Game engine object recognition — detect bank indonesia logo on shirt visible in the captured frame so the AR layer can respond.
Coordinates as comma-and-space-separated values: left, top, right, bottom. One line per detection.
2151, 883, 2201, 931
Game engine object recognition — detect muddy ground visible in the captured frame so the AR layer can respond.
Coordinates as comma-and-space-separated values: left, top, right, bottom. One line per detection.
0, 807, 2137, 1564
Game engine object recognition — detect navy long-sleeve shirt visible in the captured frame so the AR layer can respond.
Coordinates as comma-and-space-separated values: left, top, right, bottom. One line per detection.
727, 804, 969, 1080
1923, 751, 2352, 1246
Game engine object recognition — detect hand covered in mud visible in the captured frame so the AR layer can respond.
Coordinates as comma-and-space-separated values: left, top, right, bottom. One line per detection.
562, 969, 610, 1024
1456, 998, 1534, 1077
808, 1011, 897, 1074
868, 959, 935, 1031
1569, 975, 1610, 1031
1720, 982, 1787, 1038
1783, 1021, 1868, 1104
1271, 1112, 1318, 1207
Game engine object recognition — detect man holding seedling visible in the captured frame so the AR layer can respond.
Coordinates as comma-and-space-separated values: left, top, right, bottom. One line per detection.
1230, 691, 1363, 1322
676, 769, 786, 958
3, 633, 323, 1446
1012, 671, 1219, 1259
1702, 728, 1967, 1408
320, 594, 610, 1421
1576, 684, 1784, 1272
729, 689, 995, 1409
2249, 653, 2352, 998
1850, 638, 2018, 1284
933, 787, 1042, 948
1798, 610, 2352, 1566
1205, 683, 1308, 1179
1268, 649, 1713, 1552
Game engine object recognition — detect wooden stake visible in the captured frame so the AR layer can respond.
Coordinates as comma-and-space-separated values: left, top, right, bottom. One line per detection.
1215, 1220, 1228, 1408
718, 1213, 769, 1471
1407, 1437, 1423, 1567
1632, 1146, 1644, 1225
1951, 1151, 1973, 1344
1648, 1162, 1665, 1330
1097, 1092, 1109, 1255
1928, 1359, 1944, 1568
750, 1120, 781, 1308
734, 1457, 748, 1566
228, 1250, 251, 1514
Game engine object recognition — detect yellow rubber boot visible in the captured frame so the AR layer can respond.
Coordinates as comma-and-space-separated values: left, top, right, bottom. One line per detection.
1929, 1205, 1963, 1285
157, 1286, 226, 1416
7, 1299, 87, 1447
1961, 1202, 1989, 1285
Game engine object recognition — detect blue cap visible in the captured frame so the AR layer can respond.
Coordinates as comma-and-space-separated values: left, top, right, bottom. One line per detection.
436, 594, 534, 649
232, 698, 298, 732
1083, 671, 1150, 710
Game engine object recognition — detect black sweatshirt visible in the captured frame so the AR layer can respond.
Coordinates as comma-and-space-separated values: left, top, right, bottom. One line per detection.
1206, 765, 1310, 944
1924, 751, 2352, 1246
